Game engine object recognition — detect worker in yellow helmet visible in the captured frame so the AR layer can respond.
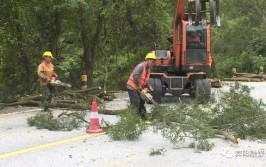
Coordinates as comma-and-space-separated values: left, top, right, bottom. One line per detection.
37, 51, 58, 111
126, 53, 156, 119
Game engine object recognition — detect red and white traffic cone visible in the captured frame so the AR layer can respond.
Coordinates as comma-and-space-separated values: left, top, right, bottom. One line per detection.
86, 99, 103, 133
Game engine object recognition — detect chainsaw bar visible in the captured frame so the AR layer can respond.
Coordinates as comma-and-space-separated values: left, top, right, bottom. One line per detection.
50, 80, 72, 88
136, 89, 158, 105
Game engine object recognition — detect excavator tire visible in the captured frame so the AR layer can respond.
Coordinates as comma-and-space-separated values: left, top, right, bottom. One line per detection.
149, 78, 163, 103
192, 79, 211, 103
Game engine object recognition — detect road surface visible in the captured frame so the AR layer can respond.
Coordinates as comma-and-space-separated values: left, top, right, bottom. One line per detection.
0, 82, 266, 167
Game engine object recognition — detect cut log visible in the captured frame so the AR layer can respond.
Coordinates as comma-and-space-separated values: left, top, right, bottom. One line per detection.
211, 79, 222, 88
102, 96, 113, 101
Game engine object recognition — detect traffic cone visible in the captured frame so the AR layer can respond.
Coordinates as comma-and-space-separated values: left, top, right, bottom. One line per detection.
86, 99, 103, 133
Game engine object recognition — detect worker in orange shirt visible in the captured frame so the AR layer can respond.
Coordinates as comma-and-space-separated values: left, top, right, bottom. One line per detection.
37, 51, 58, 111
187, 30, 201, 44
126, 53, 156, 119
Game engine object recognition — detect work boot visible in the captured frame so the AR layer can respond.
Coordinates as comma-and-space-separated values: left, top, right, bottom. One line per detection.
42, 108, 52, 112
140, 112, 148, 121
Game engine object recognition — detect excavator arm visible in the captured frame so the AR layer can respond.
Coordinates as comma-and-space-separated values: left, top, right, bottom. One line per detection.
173, 0, 220, 70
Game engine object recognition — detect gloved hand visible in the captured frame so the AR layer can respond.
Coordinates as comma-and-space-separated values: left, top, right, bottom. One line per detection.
142, 89, 147, 93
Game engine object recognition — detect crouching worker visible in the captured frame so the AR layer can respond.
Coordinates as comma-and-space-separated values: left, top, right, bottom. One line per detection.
37, 51, 58, 112
126, 53, 156, 119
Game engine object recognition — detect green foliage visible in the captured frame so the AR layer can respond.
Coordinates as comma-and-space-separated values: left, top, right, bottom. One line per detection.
1, 0, 266, 98
149, 148, 166, 156
152, 85, 266, 150
151, 103, 215, 149
0, 0, 174, 98
211, 85, 266, 139
108, 85, 266, 151
27, 111, 86, 131
107, 107, 147, 140
212, 0, 266, 77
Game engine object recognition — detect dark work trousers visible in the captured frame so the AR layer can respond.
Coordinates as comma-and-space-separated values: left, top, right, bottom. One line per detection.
127, 89, 147, 119
41, 85, 54, 111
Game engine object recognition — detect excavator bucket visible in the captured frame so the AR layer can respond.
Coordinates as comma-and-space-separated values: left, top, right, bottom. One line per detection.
216, 0, 221, 27
209, 0, 215, 24
209, 0, 221, 26
194, 0, 221, 27
188, 1, 193, 26
195, 0, 201, 26
201, 0, 207, 28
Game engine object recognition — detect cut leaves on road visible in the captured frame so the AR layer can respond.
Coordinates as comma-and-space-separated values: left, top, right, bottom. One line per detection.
107, 85, 266, 151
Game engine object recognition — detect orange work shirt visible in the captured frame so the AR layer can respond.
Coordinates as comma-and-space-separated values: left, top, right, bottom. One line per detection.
37, 61, 57, 86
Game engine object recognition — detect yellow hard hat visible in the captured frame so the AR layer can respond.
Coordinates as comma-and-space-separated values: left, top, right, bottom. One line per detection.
145, 53, 156, 60
43, 51, 54, 59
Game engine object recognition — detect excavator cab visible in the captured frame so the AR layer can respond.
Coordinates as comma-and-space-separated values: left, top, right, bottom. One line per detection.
186, 27, 206, 48
184, 24, 209, 70
181, 21, 212, 73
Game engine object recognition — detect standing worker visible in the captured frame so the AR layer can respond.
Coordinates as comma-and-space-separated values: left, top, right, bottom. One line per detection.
37, 51, 58, 111
127, 53, 156, 119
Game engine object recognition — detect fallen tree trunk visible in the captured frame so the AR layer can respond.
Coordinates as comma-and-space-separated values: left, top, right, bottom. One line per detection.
3, 100, 123, 115
4, 100, 40, 107
4, 100, 90, 110
56, 100, 79, 104
50, 103, 90, 110
235, 73, 266, 80
58, 111, 90, 124
223, 78, 261, 82
87, 95, 104, 103
20, 95, 43, 101
97, 91, 122, 97
98, 109, 124, 115
58, 87, 102, 97
215, 130, 241, 144
71, 86, 102, 94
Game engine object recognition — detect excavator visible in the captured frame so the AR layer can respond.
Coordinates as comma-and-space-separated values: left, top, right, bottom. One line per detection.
149, 0, 220, 103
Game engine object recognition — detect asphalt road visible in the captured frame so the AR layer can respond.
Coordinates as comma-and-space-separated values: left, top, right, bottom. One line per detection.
0, 82, 266, 167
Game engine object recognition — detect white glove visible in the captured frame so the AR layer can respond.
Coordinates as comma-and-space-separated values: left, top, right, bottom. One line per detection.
142, 89, 147, 93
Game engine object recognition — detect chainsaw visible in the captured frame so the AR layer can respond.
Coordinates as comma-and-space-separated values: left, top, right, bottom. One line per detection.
136, 89, 158, 105
50, 79, 72, 88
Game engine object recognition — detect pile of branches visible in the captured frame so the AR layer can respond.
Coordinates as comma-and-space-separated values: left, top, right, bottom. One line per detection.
1, 87, 118, 111
105, 107, 147, 140
106, 85, 266, 151
27, 110, 87, 131
223, 73, 266, 82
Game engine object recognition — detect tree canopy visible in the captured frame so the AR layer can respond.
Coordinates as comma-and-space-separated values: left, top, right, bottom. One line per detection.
0, 0, 265, 101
